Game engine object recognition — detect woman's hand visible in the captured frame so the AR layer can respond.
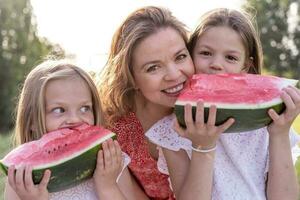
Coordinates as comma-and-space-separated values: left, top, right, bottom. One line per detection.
174, 101, 234, 150
7, 165, 51, 200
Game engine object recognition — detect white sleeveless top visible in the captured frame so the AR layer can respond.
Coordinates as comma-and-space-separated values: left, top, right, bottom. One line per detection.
146, 114, 300, 200
49, 153, 130, 200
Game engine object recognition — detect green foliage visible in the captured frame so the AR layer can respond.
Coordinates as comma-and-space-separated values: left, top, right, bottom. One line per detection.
244, 0, 300, 79
0, 132, 13, 200
0, 0, 65, 132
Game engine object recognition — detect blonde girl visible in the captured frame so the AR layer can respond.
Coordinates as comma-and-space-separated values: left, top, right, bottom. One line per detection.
4, 60, 148, 200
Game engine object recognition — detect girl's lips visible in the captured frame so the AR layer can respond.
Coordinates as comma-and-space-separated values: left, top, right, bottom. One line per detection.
60, 123, 86, 130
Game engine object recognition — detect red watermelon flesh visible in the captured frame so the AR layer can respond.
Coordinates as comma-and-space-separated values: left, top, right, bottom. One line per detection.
175, 73, 298, 133
2, 124, 114, 169
179, 73, 296, 107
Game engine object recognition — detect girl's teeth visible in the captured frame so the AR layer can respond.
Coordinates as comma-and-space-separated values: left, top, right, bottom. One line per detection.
164, 84, 183, 93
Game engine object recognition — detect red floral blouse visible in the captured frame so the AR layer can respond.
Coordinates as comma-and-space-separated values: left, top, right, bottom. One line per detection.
112, 112, 175, 200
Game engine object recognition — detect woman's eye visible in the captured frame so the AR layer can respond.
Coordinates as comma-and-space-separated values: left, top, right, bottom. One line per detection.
146, 65, 159, 72
52, 107, 64, 114
80, 105, 92, 113
176, 54, 187, 61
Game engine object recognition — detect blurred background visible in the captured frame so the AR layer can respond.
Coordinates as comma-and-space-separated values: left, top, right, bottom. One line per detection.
0, 0, 299, 198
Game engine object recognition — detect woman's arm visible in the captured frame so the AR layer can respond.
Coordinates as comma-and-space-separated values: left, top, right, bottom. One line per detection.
118, 167, 150, 200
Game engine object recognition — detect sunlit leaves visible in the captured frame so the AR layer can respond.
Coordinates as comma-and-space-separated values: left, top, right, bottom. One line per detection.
244, 0, 299, 79
0, 0, 65, 132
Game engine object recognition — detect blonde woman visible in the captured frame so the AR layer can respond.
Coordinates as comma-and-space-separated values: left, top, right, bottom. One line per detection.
98, 6, 195, 199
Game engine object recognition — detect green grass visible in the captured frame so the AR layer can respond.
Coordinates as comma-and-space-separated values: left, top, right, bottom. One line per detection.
0, 132, 14, 200
293, 115, 300, 134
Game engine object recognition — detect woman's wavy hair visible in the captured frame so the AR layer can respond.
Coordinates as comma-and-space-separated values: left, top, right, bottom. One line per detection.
97, 6, 189, 127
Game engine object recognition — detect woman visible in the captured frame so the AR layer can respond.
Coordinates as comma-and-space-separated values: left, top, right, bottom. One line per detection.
98, 6, 195, 199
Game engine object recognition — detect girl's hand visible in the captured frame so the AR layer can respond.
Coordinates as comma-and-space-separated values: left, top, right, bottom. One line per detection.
93, 139, 123, 193
268, 86, 300, 136
174, 101, 234, 150
7, 165, 51, 200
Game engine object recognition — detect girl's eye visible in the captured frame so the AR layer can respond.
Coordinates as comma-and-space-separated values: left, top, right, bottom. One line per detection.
176, 54, 187, 61
52, 107, 64, 114
199, 51, 211, 56
226, 55, 238, 62
146, 65, 159, 73
80, 105, 92, 113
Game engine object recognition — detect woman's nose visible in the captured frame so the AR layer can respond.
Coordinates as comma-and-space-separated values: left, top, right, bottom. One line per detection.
164, 65, 181, 81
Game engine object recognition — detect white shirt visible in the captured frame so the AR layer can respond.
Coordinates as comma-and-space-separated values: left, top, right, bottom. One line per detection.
146, 114, 299, 200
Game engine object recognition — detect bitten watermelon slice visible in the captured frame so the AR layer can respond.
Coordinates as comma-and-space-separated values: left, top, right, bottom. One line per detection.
174, 73, 298, 133
0, 124, 116, 192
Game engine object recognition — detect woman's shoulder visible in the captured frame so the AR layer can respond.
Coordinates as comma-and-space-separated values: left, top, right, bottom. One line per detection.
112, 112, 142, 133
111, 112, 145, 146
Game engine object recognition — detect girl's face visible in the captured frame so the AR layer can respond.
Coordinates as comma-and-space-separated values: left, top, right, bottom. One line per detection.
132, 27, 195, 109
44, 77, 94, 132
193, 26, 248, 74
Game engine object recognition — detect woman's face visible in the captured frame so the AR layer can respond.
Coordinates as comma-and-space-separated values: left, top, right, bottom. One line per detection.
132, 27, 195, 109
193, 26, 248, 74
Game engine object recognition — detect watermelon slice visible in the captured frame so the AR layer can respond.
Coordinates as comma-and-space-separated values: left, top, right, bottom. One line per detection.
0, 124, 116, 192
174, 73, 299, 133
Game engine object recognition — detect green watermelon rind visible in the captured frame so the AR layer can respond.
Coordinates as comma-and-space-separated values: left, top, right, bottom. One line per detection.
0, 133, 116, 193
174, 102, 284, 133
174, 77, 298, 133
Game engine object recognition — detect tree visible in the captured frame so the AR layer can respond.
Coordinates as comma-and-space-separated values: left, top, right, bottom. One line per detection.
0, 0, 65, 133
244, 0, 300, 79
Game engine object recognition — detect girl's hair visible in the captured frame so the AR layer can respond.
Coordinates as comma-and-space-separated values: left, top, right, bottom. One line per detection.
97, 6, 188, 127
15, 60, 102, 145
188, 8, 263, 74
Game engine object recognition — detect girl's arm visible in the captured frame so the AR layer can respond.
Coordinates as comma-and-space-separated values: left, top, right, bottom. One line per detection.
165, 102, 234, 200
162, 148, 189, 198
93, 139, 127, 200
162, 147, 216, 200
266, 86, 300, 200
5, 181, 21, 200
178, 150, 216, 200
94, 139, 149, 200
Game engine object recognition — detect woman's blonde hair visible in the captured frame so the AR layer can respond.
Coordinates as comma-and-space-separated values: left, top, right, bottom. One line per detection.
188, 8, 263, 74
14, 60, 102, 145
98, 6, 189, 127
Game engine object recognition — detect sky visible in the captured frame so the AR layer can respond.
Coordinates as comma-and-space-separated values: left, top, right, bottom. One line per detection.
30, 0, 244, 71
